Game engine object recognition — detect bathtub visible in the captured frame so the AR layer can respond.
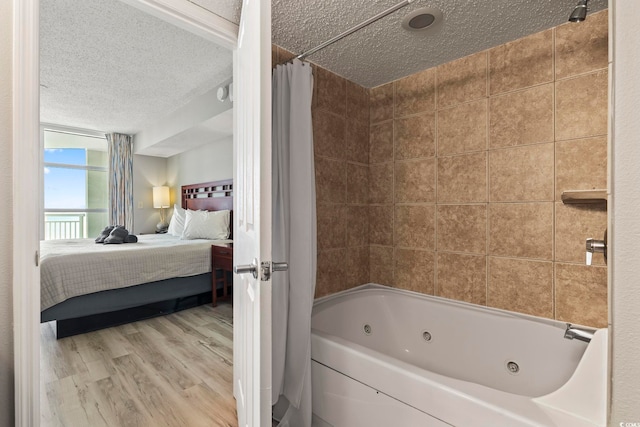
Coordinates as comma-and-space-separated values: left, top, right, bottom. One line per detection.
310, 284, 607, 427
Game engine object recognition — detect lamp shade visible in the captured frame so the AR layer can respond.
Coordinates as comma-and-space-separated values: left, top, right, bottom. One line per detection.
152, 186, 170, 208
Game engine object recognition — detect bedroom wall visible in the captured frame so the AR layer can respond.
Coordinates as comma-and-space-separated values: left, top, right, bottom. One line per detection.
132, 154, 167, 234
0, 0, 14, 424
166, 136, 233, 210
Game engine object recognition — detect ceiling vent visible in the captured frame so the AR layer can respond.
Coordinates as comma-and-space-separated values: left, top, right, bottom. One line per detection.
402, 7, 442, 32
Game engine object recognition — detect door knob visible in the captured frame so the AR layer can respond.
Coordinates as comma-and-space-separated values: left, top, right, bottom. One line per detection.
259, 261, 289, 281
234, 259, 258, 279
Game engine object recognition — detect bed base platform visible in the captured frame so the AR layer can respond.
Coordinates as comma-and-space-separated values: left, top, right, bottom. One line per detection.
41, 272, 217, 339
54, 291, 212, 339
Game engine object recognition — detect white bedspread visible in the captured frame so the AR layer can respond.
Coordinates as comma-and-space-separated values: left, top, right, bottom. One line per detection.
40, 234, 232, 311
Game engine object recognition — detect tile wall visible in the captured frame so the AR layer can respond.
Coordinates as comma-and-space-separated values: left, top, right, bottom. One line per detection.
368, 10, 608, 327
273, 46, 371, 297
275, 9, 608, 328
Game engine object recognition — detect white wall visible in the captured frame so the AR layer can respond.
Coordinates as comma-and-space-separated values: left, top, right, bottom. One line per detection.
132, 154, 167, 234
609, 0, 640, 423
166, 136, 233, 205
0, 1, 14, 425
132, 137, 233, 234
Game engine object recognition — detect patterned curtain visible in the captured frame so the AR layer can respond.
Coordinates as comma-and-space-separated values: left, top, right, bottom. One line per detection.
106, 133, 133, 230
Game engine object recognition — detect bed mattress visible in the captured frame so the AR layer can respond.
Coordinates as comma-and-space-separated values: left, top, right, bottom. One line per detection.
40, 234, 232, 310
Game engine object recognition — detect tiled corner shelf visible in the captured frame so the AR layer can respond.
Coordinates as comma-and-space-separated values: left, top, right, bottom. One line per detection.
561, 190, 607, 205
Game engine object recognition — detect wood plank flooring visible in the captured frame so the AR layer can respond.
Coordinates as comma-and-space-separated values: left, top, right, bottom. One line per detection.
41, 303, 238, 427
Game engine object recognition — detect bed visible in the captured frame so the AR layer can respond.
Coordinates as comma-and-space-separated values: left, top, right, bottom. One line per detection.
40, 179, 233, 338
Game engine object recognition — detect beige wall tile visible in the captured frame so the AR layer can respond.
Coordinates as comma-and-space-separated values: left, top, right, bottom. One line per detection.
370, 121, 394, 164
316, 249, 348, 298
315, 157, 346, 204
316, 66, 346, 116
312, 11, 609, 325
395, 204, 435, 249
556, 136, 607, 199
346, 80, 370, 124
438, 152, 487, 203
437, 51, 487, 108
437, 204, 487, 254
370, 245, 394, 286
555, 202, 607, 265
277, 46, 296, 64
489, 29, 553, 95
313, 109, 345, 159
346, 163, 369, 204
489, 143, 554, 202
271, 44, 277, 68
369, 163, 394, 204
489, 202, 553, 260
437, 99, 487, 156
395, 113, 436, 160
395, 158, 435, 203
489, 84, 554, 148
556, 70, 608, 141
317, 203, 346, 250
437, 253, 487, 305
395, 249, 435, 294
488, 257, 553, 318
370, 83, 394, 124
556, 263, 607, 327
556, 10, 608, 80
346, 120, 369, 164
346, 246, 370, 288
346, 205, 370, 248
395, 67, 435, 117
369, 205, 394, 246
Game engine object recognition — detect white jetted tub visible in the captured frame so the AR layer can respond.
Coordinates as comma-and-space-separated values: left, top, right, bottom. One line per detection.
311, 284, 607, 427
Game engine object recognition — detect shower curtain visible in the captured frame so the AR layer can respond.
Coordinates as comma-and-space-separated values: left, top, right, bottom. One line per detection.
271, 59, 316, 427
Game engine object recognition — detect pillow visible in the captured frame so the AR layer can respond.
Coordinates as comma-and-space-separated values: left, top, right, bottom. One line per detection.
181, 209, 230, 240
167, 204, 186, 236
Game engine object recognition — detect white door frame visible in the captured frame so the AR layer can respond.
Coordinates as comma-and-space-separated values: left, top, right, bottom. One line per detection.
12, 1, 238, 424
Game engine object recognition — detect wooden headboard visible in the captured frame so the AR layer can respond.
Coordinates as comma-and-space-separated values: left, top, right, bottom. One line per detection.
181, 179, 233, 212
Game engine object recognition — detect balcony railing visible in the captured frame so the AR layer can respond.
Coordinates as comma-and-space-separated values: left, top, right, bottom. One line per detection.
44, 213, 86, 240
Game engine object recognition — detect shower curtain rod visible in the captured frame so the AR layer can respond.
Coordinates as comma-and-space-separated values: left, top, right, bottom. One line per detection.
296, 0, 414, 61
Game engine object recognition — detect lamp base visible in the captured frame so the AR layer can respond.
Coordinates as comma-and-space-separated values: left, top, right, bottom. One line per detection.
156, 221, 169, 233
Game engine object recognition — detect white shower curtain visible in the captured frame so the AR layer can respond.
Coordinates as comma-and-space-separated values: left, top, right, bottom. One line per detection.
271, 59, 316, 427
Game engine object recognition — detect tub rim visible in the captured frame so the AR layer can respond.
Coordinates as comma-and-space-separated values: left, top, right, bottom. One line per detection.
313, 283, 597, 333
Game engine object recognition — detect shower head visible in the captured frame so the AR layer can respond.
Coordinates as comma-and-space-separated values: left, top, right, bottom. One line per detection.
568, 0, 589, 22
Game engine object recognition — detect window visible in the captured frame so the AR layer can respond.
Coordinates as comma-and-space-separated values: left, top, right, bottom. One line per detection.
43, 129, 108, 240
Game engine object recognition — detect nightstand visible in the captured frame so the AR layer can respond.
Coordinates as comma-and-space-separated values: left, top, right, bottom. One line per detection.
211, 243, 233, 306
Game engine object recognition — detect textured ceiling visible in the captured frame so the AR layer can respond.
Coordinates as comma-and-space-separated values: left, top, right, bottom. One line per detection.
140, 110, 234, 157
41, 0, 609, 135
40, 0, 235, 134
272, 0, 608, 88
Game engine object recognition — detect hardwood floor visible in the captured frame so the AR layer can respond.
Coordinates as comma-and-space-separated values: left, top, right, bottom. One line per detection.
40, 303, 238, 427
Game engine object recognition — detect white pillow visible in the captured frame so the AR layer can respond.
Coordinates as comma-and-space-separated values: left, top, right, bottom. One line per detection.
181, 209, 230, 240
167, 204, 186, 236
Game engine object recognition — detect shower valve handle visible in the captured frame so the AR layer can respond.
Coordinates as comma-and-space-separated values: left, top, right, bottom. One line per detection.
586, 237, 606, 266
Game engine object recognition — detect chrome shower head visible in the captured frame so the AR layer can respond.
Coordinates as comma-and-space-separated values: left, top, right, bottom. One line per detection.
568, 0, 589, 22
